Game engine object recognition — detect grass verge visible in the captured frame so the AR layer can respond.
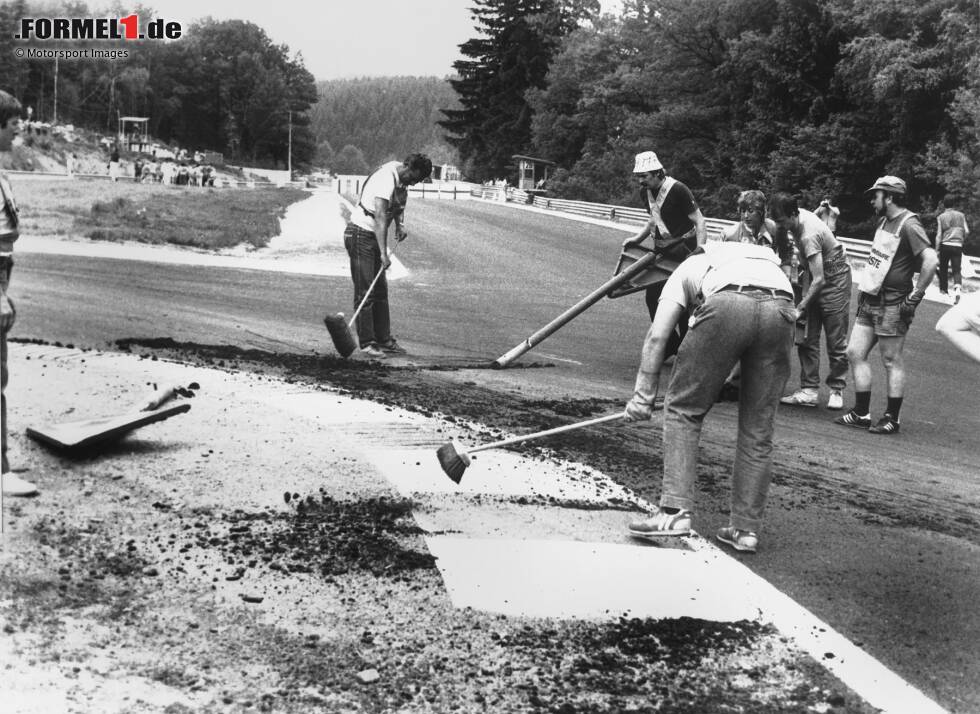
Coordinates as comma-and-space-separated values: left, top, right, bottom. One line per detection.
12, 178, 308, 250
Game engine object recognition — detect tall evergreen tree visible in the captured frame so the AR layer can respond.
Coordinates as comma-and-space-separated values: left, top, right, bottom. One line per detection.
440, 0, 599, 181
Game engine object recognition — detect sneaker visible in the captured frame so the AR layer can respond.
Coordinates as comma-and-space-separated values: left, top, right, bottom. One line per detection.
2, 472, 39, 497
869, 413, 900, 435
780, 389, 818, 407
834, 409, 871, 429
716, 526, 758, 553
954, 285, 962, 305
360, 344, 387, 359
628, 508, 692, 539
378, 338, 407, 355
826, 390, 844, 411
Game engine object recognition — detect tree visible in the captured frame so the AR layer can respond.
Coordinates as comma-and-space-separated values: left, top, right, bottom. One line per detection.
331, 144, 370, 175
440, 0, 600, 182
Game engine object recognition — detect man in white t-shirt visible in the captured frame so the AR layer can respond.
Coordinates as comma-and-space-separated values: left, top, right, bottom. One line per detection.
622, 241, 796, 553
344, 153, 432, 358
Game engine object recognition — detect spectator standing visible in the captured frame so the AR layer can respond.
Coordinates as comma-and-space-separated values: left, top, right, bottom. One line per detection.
624, 241, 796, 553
0, 90, 38, 497
834, 176, 938, 434
108, 143, 121, 181
935, 198, 970, 304
65, 152, 75, 177
343, 153, 432, 358
770, 194, 852, 411
814, 196, 841, 235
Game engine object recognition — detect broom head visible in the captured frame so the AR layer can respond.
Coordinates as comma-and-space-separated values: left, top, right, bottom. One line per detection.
436, 440, 471, 484
324, 312, 358, 358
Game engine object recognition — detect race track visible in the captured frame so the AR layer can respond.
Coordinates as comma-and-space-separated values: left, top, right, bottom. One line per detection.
10, 195, 980, 712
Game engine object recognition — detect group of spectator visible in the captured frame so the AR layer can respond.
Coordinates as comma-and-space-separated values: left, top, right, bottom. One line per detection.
132, 157, 216, 187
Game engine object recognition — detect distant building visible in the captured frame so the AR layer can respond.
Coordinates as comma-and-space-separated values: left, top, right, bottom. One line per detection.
512, 155, 555, 191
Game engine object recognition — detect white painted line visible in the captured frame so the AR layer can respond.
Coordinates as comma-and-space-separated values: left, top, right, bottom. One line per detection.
426, 537, 761, 621
683, 532, 948, 713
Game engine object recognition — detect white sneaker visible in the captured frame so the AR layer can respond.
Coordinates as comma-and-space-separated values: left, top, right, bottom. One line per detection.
2, 472, 38, 497
954, 285, 962, 305
827, 390, 844, 410
780, 389, 818, 407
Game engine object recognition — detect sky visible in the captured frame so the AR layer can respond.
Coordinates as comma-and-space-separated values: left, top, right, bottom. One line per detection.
141, 0, 623, 81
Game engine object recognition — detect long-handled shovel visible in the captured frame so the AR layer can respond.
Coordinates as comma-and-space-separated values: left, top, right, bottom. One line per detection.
436, 412, 624, 484
324, 243, 397, 358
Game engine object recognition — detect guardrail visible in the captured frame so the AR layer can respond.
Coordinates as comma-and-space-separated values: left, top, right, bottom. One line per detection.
471, 188, 978, 275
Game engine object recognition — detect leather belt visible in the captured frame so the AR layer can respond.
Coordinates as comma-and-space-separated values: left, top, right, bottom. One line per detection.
717, 284, 794, 301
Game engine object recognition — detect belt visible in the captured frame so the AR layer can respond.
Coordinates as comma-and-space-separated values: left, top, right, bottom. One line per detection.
717, 284, 793, 301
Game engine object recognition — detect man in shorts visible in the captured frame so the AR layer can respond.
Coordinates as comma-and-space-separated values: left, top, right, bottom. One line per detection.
834, 176, 937, 434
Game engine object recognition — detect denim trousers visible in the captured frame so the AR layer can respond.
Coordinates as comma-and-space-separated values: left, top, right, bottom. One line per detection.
343, 225, 390, 347
939, 245, 962, 293
799, 252, 851, 391
661, 290, 794, 532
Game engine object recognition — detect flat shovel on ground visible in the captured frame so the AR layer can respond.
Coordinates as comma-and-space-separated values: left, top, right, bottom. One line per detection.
437, 412, 625, 484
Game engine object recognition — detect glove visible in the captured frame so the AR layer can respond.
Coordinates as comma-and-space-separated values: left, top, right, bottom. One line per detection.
624, 395, 654, 422
900, 291, 923, 323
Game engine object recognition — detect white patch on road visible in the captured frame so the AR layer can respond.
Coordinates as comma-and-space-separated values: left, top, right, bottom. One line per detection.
426, 537, 761, 621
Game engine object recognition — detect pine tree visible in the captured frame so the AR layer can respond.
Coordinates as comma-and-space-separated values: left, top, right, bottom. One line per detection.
440, 0, 598, 181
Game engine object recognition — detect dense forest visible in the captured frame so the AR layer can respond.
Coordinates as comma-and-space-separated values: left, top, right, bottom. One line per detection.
310, 77, 460, 173
443, 0, 980, 238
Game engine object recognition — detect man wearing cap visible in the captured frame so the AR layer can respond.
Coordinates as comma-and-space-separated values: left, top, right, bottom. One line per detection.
834, 176, 937, 435
623, 151, 707, 354
623, 241, 796, 553
0, 90, 37, 497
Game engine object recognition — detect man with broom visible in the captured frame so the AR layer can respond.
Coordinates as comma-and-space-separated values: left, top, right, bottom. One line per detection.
623, 241, 796, 553
342, 153, 432, 358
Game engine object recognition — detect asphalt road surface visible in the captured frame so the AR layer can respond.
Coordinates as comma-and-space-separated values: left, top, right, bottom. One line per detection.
11, 197, 980, 712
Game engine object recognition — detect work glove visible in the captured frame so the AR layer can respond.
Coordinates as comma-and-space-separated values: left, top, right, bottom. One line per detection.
900, 291, 924, 324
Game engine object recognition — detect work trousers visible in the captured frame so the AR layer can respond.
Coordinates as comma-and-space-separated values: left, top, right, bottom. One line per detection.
343, 225, 390, 347
798, 249, 851, 391
661, 290, 794, 532
938, 244, 963, 293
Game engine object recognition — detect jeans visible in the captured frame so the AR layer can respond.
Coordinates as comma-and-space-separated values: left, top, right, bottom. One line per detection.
661, 290, 794, 532
939, 245, 962, 293
799, 250, 851, 391
343, 225, 390, 347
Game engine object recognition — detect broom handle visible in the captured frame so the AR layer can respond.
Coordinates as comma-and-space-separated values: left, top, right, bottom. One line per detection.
467, 412, 623, 455
348, 241, 398, 328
